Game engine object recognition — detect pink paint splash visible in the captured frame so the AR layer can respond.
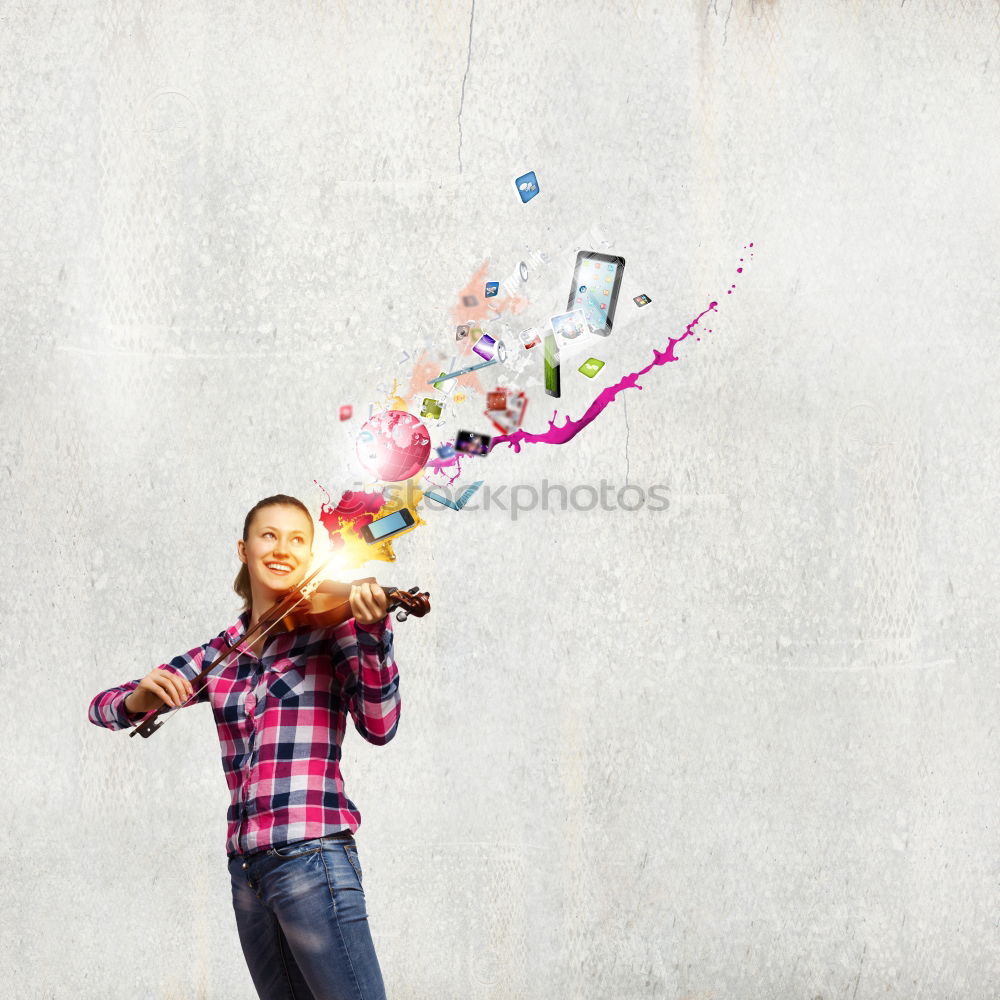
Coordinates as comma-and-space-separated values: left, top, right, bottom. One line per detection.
423, 444, 467, 484
490, 301, 719, 454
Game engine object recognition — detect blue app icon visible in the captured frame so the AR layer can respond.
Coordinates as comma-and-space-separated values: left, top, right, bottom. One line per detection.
514, 170, 539, 203
579, 285, 587, 293
485, 281, 499, 297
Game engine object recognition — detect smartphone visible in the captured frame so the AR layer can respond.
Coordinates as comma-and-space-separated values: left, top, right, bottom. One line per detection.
454, 429, 492, 455
361, 508, 416, 544
544, 333, 561, 397
567, 251, 626, 336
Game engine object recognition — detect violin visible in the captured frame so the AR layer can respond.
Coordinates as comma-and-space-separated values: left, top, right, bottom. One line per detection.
128, 568, 430, 740
275, 577, 430, 631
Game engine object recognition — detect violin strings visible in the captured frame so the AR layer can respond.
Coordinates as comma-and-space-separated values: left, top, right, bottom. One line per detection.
135, 568, 408, 734
144, 560, 336, 724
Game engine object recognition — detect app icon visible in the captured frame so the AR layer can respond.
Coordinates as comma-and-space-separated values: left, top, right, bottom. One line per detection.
456, 324, 470, 340
519, 328, 541, 349
633, 293, 652, 306
473, 333, 497, 360
436, 444, 455, 459
420, 398, 443, 420
514, 170, 539, 203
578, 357, 605, 378
607, 264, 614, 270
485, 281, 499, 298
339, 404, 352, 421
600, 303, 607, 310
486, 389, 508, 411
579, 285, 587, 293
603, 290, 609, 296
550, 308, 588, 341
486, 390, 528, 434
462, 294, 478, 307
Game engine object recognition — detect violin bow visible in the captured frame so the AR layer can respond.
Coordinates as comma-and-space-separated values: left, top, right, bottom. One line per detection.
127, 565, 426, 740
127, 557, 336, 739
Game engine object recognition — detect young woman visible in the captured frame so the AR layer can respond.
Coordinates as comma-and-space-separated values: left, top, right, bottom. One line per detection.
88, 494, 399, 1000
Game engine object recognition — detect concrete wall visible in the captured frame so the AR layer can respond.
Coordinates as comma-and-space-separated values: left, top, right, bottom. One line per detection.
2, 2, 998, 997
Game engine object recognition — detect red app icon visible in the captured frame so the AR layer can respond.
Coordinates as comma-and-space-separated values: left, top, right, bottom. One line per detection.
339, 405, 353, 421
487, 389, 508, 411
486, 390, 528, 434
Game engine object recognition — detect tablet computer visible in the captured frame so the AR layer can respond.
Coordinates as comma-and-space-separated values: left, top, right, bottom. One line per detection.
566, 251, 626, 337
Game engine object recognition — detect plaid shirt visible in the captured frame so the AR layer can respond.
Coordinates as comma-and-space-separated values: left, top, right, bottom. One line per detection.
88, 611, 400, 857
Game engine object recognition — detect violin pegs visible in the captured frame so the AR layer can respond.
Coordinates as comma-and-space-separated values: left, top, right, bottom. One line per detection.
395, 609, 410, 623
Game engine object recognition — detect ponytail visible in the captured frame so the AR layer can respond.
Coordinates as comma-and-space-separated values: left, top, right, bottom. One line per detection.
234, 563, 252, 610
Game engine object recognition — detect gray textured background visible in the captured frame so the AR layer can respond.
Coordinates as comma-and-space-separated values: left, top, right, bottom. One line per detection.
2, 1, 998, 998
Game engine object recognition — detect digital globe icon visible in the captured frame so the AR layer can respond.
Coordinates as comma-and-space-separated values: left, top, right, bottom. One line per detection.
356, 410, 432, 482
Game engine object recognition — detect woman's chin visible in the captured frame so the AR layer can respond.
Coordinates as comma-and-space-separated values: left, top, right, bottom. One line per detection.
257, 573, 303, 597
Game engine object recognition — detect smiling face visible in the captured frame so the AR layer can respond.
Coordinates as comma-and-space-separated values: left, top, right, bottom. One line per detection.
237, 503, 315, 609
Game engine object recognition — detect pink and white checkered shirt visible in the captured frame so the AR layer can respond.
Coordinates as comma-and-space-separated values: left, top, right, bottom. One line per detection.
88, 611, 400, 857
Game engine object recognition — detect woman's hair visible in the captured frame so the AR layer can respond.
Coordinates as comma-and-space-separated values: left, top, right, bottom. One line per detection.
233, 494, 314, 610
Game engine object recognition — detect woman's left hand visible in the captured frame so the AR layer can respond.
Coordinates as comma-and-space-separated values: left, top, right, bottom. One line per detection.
350, 582, 388, 626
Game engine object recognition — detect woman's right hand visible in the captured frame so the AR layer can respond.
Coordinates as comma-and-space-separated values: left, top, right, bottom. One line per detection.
123, 668, 195, 714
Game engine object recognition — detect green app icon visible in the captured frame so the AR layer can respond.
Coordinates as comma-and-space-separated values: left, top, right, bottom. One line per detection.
578, 357, 605, 378
420, 398, 443, 419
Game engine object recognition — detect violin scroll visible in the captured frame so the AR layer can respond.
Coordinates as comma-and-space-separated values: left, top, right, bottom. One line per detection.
391, 585, 430, 623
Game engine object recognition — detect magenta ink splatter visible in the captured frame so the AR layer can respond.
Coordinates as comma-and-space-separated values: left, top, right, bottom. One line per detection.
490, 301, 719, 454
423, 452, 466, 476
423, 444, 467, 484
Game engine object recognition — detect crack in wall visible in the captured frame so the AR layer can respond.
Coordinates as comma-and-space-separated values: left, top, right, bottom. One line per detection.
457, 0, 477, 174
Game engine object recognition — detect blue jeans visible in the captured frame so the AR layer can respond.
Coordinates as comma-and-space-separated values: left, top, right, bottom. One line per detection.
228, 833, 388, 1000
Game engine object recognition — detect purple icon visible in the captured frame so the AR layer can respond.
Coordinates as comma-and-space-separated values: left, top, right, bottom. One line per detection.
472, 333, 497, 361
